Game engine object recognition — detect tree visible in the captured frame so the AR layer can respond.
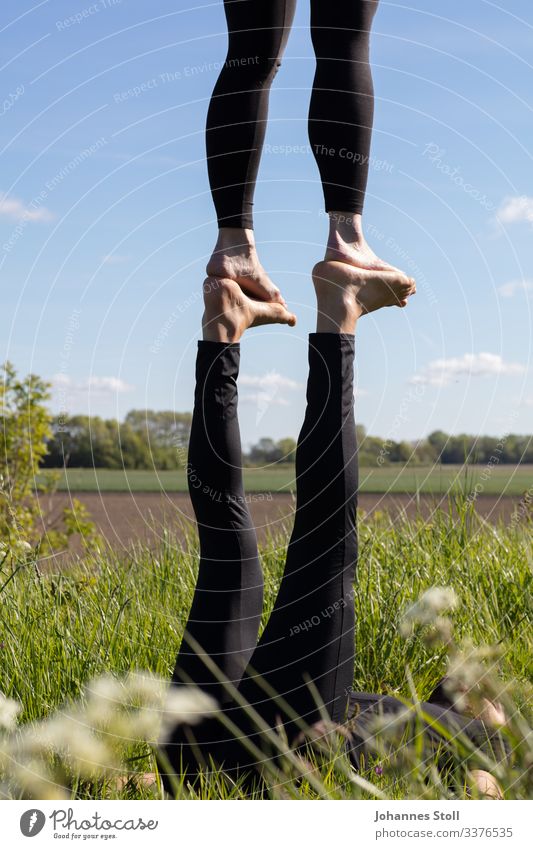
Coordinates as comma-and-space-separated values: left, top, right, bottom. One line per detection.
248, 437, 278, 464
388, 440, 413, 463
276, 437, 297, 464
246, 437, 298, 465
124, 410, 192, 468
0, 362, 98, 555
1, 361, 51, 543
427, 430, 449, 461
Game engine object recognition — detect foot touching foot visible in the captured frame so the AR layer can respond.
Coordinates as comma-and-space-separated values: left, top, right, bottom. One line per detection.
312, 260, 416, 334
206, 228, 285, 305
325, 212, 404, 273
202, 277, 297, 343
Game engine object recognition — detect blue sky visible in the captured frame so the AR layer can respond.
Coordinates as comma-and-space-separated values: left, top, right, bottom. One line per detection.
1, 0, 532, 447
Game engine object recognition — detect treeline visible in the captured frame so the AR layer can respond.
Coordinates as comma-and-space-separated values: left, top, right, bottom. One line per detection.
41, 413, 533, 468
357, 428, 533, 466
42, 411, 192, 470
247, 428, 533, 466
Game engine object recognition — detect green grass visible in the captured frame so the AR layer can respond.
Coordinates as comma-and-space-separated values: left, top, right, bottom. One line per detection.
38, 463, 533, 496
1, 495, 531, 800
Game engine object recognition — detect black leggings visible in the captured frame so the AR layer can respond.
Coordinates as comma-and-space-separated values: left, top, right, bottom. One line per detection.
206, 0, 379, 228
161, 337, 509, 783
170, 334, 357, 723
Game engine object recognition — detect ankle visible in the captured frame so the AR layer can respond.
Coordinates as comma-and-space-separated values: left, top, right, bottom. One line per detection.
202, 317, 242, 343
315, 292, 360, 334
216, 227, 256, 251
201, 278, 244, 343
328, 212, 364, 245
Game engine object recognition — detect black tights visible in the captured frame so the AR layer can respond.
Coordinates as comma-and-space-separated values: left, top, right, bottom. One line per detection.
206, 0, 379, 228
170, 334, 357, 724
160, 337, 508, 785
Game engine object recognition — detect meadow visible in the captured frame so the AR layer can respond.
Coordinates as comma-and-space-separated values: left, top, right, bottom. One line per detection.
38, 463, 533, 497
1, 494, 531, 800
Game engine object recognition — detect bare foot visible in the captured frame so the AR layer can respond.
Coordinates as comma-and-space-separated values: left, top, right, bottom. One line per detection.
325, 212, 404, 273
475, 698, 508, 727
202, 277, 297, 343
312, 260, 416, 334
467, 769, 504, 799
428, 677, 508, 728
111, 772, 158, 792
206, 228, 285, 305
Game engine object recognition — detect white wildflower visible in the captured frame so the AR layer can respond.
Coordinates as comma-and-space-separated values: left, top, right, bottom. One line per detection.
161, 685, 218, 725
85, 673, 125, 705
1, 670, 219, 797
421, 586, 458, 613
158, 686, 218, 742
0, 692, 22, 730
445, 640, 503, 696
108, 709, 162, 743
25, 711, 117, 778
102, 678, 218, 744
399, 586, 458, 637
11, 759, 69, 800
83, 674, 126, 726
123, 670, 167, 705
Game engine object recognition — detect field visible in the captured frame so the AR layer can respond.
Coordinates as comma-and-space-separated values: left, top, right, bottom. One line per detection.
39, 463, 533, 496
1, 496, 532, 800
35, 463, 533, 551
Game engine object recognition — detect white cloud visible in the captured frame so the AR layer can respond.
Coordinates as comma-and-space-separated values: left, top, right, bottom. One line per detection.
498, 279, 533, 298
239, 371, 301, 425
410, 352, 525, 387
52, 374, 134, 395
239, 371, 301, 390
496, 195, 533, 226
102, 254, 130, 265
0, 192, 54, 222
242, 392, 289, 407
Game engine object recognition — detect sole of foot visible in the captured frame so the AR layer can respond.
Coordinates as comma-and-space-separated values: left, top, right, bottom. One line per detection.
202, 277, 297, 343
312, 260, 416, 320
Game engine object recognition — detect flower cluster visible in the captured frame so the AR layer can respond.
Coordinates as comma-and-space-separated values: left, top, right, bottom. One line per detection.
0, 671, 217, 798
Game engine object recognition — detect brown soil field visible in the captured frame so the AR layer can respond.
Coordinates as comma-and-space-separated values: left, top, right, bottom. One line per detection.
37, 491, 525, 562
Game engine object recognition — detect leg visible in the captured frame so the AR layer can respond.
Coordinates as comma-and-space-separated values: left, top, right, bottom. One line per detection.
169, 339, 262, 702
158, 279, 295, 787
206, 0, 297, 302
173, 279, 295, 697
309, 0, 403, 272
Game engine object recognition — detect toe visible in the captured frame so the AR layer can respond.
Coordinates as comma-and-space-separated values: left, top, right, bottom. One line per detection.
279, 305, 297, 326
272, 302, 297, 326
